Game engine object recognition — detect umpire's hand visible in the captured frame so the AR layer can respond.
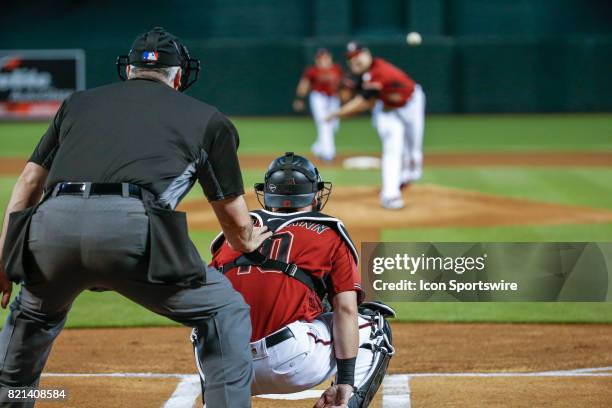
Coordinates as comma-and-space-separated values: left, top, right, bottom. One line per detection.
0, 264, 12, 308
211, 195, 273, 253
314, 383, 353, 408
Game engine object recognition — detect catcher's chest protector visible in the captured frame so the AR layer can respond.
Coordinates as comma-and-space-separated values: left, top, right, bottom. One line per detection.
211, 210, 359, 263
211, 210, 359, 298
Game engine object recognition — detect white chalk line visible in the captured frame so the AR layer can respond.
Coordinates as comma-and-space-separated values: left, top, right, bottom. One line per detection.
163, 376, 200, 408
41, 366, 612, 380
383, 374, 411, 408
256, 390, 323, 400
41, 366, 612, 407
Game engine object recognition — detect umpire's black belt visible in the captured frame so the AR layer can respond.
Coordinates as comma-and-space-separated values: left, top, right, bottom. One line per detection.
51, 182, 142, 199
263, 327, 294, 348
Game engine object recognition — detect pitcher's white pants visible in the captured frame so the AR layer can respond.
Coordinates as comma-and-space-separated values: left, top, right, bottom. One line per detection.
249, 314, 375, 395
309, 91, 340, 161
373, 84, 425, 201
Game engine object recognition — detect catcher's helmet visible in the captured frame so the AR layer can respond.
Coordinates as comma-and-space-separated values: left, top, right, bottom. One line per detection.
255, 152, 332, 211
116, 27, 201, 92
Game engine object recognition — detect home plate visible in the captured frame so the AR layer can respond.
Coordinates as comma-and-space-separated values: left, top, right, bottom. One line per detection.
343, 156, 381, 169
257, 390, 322, 400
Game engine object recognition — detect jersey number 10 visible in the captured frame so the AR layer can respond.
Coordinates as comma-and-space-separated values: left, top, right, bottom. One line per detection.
237, 231, 295, 275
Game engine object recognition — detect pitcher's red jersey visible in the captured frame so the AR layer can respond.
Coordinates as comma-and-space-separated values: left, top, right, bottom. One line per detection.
303, 64, 343, 96
211, 215, 361, 341
361, 57, 415, 108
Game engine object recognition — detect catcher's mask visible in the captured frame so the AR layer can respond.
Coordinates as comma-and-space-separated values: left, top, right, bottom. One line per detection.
255, 152, 332, 211
116, 26, 200, 92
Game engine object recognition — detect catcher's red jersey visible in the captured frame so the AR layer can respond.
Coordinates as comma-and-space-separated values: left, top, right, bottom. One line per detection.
211, 219, 361, 341
303, 64, 343, 96
363, 57, 415, 108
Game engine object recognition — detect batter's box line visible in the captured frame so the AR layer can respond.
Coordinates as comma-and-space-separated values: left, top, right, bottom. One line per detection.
42, 372, 194, 379
404, 366, 612, 378
41, 366, 612, 379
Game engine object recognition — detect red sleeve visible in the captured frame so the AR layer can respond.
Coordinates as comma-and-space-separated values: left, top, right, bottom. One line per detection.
209, 244, 224, 268
328, 239, 363, 301
303, 66, 316, 81
210, 240, 241, 269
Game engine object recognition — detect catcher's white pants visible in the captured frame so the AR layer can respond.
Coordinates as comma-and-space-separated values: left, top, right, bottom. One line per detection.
373, 84, 425, 201
309, 91, 340, 160
249, 314, 375, 395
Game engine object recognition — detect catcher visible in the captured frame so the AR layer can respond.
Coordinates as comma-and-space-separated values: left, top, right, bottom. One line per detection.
193, 152, 395, 407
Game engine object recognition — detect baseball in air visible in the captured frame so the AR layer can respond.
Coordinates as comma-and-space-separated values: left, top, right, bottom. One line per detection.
406, 32, 422, 46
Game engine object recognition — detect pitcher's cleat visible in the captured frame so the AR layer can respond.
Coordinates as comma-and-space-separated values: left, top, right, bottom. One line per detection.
381, 197, 404, 210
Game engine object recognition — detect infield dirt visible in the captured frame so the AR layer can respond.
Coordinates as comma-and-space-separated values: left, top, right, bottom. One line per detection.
37, 323, 612, 407
2, 151, 612, 177
180, 184, 612, 245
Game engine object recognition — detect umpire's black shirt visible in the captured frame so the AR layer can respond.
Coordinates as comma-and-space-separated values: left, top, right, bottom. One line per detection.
29, 78, 244, 208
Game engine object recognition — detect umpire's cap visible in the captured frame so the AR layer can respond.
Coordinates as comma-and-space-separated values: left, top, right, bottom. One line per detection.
255, 152, 332, 211
116, 27, 201, 91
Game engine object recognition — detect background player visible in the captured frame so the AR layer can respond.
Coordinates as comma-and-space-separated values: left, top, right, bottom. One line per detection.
326, 42, 426, 210
293, 49, 343, 161
195, 152, 395, 407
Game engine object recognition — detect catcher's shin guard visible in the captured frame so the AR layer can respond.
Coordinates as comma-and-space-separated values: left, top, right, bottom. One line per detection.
348, 301, 396, 408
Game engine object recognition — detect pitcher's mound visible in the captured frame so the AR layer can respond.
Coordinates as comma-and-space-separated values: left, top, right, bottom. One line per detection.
180, 184, 612, 231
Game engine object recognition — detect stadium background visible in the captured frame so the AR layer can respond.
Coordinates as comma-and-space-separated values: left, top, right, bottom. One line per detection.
3, 0, 612, 114
1, 1, 612, 406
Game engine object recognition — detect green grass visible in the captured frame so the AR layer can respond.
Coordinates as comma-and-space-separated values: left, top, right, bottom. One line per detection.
422, 167, 612, 210
0, 123, 49, 157
389, 302, 612, 323
382, 223, 612, 242
0, 177, 16, 211
3, 292, 610, 328
189, 230, 222, 255
0, 285, 180, 328
418, 114, 612, 152
1, 114, 611, 158
1, 115, 611, 327
66, 291, 179, 327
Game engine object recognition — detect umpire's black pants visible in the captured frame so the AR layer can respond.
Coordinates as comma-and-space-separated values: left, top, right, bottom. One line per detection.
0, 195, 252, 407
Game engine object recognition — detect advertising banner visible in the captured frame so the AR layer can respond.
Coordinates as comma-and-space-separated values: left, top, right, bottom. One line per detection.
0, 49, 85, 120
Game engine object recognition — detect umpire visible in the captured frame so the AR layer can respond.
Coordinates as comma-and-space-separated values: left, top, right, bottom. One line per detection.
0, 27, 270, 407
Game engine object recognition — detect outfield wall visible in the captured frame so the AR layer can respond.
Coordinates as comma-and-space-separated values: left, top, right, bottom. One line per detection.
2, 0, 611, 114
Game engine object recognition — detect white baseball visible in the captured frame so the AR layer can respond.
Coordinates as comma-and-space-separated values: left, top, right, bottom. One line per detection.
406, 32, 422, 46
